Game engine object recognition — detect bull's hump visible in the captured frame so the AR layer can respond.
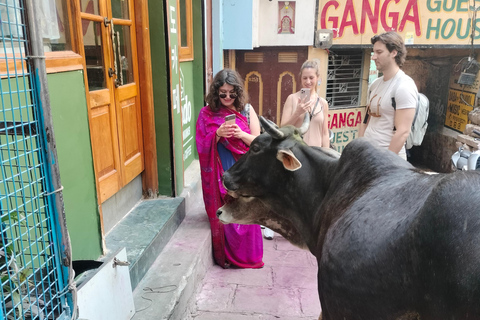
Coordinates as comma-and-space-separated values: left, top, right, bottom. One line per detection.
340, 138, 414, 171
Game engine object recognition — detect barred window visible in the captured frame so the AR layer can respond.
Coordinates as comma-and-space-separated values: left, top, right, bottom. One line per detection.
326, 49, 364, 109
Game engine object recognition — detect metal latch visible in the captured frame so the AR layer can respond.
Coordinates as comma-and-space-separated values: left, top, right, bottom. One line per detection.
108, 67, 115, 78
113, 257, 130, 267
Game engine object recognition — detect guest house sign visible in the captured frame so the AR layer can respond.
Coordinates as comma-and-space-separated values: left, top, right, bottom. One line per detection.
318, 0, 479, 45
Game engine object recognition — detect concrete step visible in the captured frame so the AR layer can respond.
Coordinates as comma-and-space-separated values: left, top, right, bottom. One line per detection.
130, 160, 212, 319
103, 160, 203, 291
104, 196, 186, 290
130, 190, 212, 320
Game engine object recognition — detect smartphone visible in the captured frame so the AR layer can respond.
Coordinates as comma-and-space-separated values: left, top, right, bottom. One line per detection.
300, 88, 311, 102
225, 114, 236, 125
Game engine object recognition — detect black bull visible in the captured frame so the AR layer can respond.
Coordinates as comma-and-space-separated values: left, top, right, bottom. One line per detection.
217, 117, 480, 320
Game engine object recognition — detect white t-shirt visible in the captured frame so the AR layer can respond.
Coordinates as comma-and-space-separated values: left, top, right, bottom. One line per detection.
364, 70, 418, 159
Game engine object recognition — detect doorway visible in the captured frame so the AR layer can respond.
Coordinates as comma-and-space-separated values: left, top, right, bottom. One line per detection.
235, 47, 308, 124
78, 0, 144, 204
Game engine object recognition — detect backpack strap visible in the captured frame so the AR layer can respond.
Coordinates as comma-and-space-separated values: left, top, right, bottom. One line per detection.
392, 73, 420, 117
390, 74, 403, 110
390, 73, 419, 132
390, 73, 409, 131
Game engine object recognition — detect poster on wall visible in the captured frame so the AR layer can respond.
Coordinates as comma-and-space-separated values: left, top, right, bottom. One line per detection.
278, 1, 295, 34
445, 89, 474, 133
166, 0, 185, 194
328, 107, 365, 153
180, 67, 195, 169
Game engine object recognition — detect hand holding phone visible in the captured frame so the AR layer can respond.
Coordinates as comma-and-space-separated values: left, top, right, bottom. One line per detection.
300, 88, 311, 102
225, 114, 236, 125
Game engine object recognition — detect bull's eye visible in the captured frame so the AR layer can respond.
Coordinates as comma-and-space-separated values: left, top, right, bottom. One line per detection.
251, 144, 260, 153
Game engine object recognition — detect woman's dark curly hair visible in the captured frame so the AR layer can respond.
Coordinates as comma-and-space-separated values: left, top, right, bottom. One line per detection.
371, 31, 407, 67
205, 69, 248, 112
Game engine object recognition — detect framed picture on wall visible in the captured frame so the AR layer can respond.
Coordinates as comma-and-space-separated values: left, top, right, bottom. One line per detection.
278, 1, 295, 34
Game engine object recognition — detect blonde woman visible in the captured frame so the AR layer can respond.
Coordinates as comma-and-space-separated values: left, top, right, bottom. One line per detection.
281, 60, 330, 148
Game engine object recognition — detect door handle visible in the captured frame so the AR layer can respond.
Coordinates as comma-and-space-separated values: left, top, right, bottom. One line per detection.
109, 20, 123, 87
115, 31, 123, 86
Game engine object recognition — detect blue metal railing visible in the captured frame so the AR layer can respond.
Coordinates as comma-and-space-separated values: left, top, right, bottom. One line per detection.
1, 0, 67, 319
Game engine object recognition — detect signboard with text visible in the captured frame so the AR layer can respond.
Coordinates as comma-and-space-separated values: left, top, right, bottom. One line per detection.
166, 0, 184, 194
318, 0, 479, 46
180, 66, 195, 169
328, 107, 365, 153
445, 89, 474, 132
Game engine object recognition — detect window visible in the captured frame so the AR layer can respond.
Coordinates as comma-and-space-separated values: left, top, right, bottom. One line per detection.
1, 0, 25, 54
1, 0, 82, 74
326, 50, 364, 109
41, 0, 73, 52
179, 0, 193, 61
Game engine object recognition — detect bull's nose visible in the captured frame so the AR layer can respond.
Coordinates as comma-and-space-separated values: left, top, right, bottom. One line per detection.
222, 172, 236, 191
216, 208, 222, 218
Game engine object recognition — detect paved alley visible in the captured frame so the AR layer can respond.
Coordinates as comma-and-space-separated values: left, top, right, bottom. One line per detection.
191, 232, 321, 319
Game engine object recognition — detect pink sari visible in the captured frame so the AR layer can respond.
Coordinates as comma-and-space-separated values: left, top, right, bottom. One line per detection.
196, 105, 264, 269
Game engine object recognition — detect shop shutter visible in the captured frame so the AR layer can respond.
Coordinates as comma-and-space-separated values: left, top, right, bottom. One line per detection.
326, 50, 364, 109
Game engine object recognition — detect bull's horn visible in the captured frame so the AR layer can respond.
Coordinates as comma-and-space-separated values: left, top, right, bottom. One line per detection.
260, 116, 284, 139
298, 113, 310, 135
266, 118, 279, 129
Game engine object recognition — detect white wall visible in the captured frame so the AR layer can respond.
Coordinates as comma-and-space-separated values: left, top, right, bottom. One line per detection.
256, 0, 316, 47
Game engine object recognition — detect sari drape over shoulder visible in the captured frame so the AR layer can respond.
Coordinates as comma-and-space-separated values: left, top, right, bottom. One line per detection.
196, 106, 263, 269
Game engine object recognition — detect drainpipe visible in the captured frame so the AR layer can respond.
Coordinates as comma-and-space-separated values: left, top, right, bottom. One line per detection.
24, 0, 75, 318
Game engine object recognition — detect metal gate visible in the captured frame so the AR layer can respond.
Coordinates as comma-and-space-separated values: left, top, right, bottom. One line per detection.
1, 0, 69, 319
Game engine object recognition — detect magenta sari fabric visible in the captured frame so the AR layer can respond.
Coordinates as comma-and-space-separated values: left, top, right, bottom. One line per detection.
196, 105, 264, 269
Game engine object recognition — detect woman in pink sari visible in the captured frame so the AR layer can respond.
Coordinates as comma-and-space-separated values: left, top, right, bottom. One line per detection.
196, 69, 264, 269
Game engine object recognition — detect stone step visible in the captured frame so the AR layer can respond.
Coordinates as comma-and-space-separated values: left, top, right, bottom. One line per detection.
130, 190, 212, 320
130, 160, 212, 319
104, 196, 186, 290
103, 160, 203, 291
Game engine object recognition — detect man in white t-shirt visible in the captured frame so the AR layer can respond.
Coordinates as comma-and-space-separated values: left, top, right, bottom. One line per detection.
359, 31, 418, 160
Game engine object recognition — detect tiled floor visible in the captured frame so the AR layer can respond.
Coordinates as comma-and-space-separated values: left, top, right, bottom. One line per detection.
192, 233, 321, 320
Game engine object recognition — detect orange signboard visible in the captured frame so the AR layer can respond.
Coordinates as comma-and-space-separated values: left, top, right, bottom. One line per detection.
318, 0, 477, 46
445, 89, 474, 132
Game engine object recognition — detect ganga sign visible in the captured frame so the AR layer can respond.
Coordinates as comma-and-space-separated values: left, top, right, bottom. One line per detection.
445, 89, 474, 132
328, 107, 365, 153
318, 0, 477, 46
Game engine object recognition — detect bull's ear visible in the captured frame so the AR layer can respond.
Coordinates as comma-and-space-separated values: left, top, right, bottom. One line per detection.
276, 149, 302, 171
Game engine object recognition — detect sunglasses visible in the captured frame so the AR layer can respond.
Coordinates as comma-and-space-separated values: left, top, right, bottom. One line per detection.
367, 94, 382, 118
219, 92, 237, 99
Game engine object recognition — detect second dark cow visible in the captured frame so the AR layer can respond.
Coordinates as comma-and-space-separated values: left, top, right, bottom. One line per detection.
217, 116, 480, 320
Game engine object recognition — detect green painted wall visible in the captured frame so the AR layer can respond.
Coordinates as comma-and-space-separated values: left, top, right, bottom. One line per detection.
47, 71, 102, 260
191, 0, 204, 159
148, 0, 204, 195
148, 1, 174, 196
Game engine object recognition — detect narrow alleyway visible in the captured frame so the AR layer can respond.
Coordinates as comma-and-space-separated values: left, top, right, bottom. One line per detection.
191, 233, 321, 319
